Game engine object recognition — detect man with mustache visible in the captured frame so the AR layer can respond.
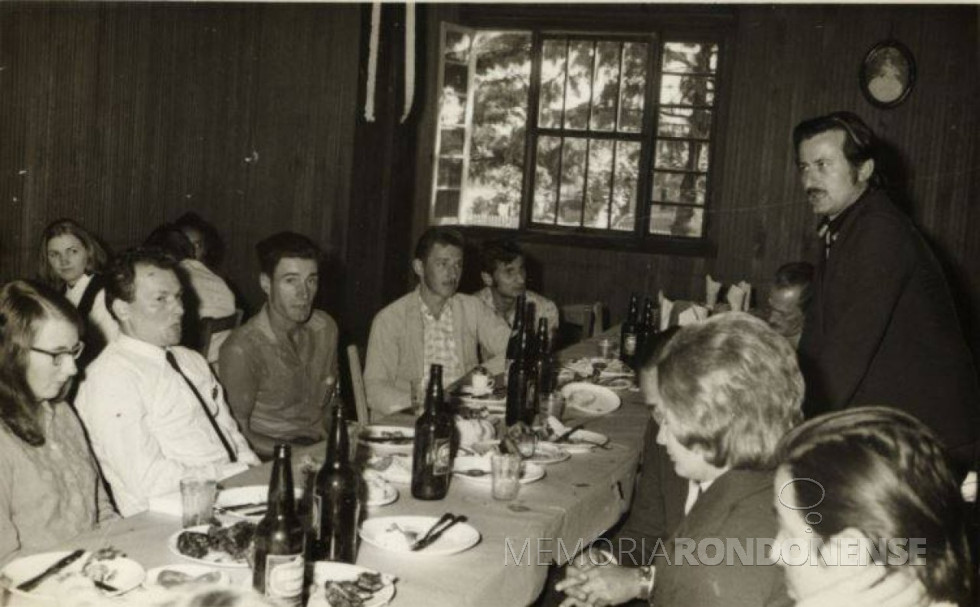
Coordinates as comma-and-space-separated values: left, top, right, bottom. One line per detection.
365, 227, 510, 416
794, 111, 979, 468
76, 248, 258, 516
219, 232, 338, 459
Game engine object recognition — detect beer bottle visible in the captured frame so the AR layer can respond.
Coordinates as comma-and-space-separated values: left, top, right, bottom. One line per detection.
506, 315, 534, 426
253, 444, 305, 607
620, 293, 640, 367
533, 318, 552, 396
311, 393, 359, 563
504, 294, 527, 381
636, 297, 656, 356
412, 364, 455, 500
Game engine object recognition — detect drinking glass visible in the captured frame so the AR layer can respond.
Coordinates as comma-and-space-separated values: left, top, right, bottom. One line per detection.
491, 453, 521, 500
597, 338, 615, 359
180, 476, 217, 528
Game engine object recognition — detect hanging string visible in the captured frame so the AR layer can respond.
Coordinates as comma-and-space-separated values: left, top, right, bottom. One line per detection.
364, 1, 381, 122
400, 2, 415, 124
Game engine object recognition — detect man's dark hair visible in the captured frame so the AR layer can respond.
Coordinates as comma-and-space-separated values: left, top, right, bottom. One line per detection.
792, 111, 881, 187
255, 232, 321, 277
104, 247, 179, 313
480, 239, 524, 275
774, 261, 815, 309
175, 212, 225, 267
413, 227, 464, 262
144, 223, 194, 262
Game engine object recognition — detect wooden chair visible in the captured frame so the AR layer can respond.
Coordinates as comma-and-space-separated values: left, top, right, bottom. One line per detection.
347, 344, 371, 424
198, 309, 243, 363
557, 302, 605, 348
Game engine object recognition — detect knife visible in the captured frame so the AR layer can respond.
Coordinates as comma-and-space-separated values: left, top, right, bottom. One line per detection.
553, 421, 589, 443
17, 549, 85, 592
411, 515, 467, 551
409, 513, 454, 551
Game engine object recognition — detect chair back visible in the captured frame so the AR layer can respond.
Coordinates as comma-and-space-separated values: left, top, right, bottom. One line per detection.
199, 309, 244, 363
347, 344, 371, 424
558, 302, 605, 348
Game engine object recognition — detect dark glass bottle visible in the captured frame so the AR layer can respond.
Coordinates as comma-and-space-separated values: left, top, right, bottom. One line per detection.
412, 364, 455, 500
620, 293, 640, 366
311, 395, 359, 564
504, 294, 528, 380
506, 317, 534, 426
253, 444, 305, 607
533, 318, 552, 395
636, 297, 656, 356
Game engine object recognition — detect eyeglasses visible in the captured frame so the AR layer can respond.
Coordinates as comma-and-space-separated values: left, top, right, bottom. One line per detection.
30, 342, 85, 367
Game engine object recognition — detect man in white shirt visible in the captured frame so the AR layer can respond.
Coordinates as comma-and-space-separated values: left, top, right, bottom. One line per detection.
76, 248, 258, 516
474, 238, 559, 340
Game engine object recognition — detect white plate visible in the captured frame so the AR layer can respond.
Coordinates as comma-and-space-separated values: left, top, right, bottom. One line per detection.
528, 442, 571, 465
364, 454, 413, 484
363, 472, 400, 507
144, 564, 229, 589
360, 425, 415, 455
560, 430, 610, 454
307, 562, 396, 607
0, 551, 145, 602
215, 485, 303, 519
561, 382, 621, 416
360, 516, 481, 556
453, 455, 545, 485
167, 525, 250, 568
563, 357, 633, 378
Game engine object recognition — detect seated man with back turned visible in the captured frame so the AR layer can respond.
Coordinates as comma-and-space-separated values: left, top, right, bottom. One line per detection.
365, 227, 510, 417
766, 261, 813, 349
76, 248, 258, 516
219, 232, 339, 460
475, 238, 559, 340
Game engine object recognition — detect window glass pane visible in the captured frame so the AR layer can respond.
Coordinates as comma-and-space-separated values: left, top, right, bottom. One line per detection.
662, 42, 718, 73
445, 63, 470, 99
654, 139, 693, 170
618, 42, 647, 133
611, 141, 640, 231
533, 136, 562, 224
590, 42, 621, 132
696, 142, 710, 171
444, 30, 471, 63
434, 190, 461, 220
439, 87, 466, 128
659, 75, 715, 106
462, 32, 531, 229
584, 139, 613, 229
564, 40, 594, 131
657, 108, 712, 139
649, 204, 704, 237
539, 39, 567, 129
558, 138, 588, 225
440, 127, 464, 156
652, 171, 706, 205
438, 158, 463, 188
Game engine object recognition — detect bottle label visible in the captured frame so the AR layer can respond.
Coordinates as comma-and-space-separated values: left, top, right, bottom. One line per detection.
624, 334, 637, 356
264, 553, 304, 607
430, 438, 451, 476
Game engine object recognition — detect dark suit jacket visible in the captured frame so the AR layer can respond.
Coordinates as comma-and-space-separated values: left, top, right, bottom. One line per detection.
799, 189, 980, 465
653, 469, 791, 607
611, 423, 688, 566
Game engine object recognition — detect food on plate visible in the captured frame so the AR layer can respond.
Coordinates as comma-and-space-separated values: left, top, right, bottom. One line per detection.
566, 390, 597, 410
322, 572, 387, 607
455, 409, 496, 448
156, 569, 223, 588
176, 521, 256, 562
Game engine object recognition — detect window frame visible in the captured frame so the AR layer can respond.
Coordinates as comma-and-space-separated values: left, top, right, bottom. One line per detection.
429, 7, 734, 257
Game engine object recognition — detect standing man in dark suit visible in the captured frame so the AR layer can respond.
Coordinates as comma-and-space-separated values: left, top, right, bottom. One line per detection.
795, 111, 980, 467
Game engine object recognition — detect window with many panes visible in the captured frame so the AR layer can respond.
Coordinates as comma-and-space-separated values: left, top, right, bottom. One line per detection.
430, 23, 723, 245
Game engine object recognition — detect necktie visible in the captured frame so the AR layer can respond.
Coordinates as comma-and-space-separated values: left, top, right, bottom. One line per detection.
165, 350, 237, 463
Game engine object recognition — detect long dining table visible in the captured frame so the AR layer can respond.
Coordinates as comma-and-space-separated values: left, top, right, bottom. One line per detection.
15, 329, 651, 607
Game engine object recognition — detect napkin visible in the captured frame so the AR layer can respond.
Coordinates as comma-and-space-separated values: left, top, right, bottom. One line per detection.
726, 284, 745, 313
677, 304, 709, 326
705, 275, 722, 308
147, 491, 183, 517
658, 290, 673, 332
738, 281, 753, 311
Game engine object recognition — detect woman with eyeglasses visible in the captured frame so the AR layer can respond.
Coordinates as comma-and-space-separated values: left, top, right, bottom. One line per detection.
0, 281, 117, 565
38, 219, 119, 366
